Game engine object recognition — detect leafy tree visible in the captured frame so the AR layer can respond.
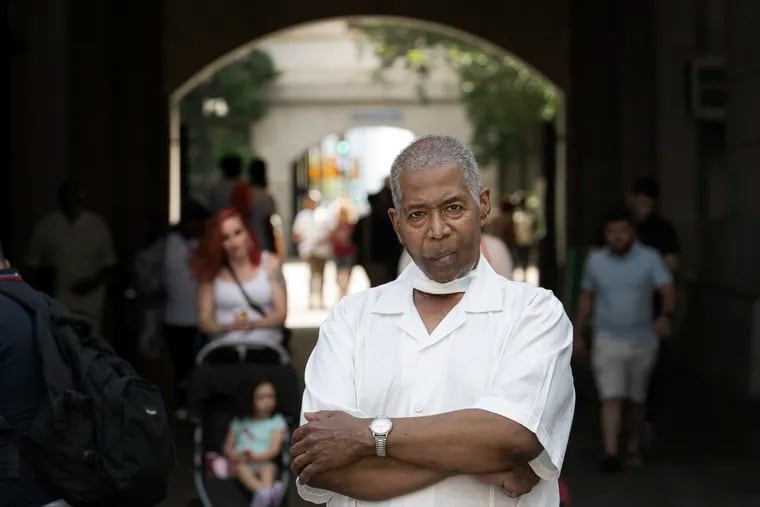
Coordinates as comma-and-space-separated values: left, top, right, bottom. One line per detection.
355, 22, 558, 174
181, 49, 278, 171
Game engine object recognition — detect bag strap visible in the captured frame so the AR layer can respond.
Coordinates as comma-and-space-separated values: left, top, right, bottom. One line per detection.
224, 261, 268, 317
0, 281, 75, 407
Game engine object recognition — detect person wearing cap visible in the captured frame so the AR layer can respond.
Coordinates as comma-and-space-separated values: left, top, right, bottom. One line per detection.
291, 136, 575, 506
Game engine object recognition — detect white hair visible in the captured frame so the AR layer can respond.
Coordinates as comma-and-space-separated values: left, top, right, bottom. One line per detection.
390, 135, 482, 211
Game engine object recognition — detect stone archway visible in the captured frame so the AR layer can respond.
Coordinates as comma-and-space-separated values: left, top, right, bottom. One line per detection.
164, 2, 570, 96
166, 9, 568, 252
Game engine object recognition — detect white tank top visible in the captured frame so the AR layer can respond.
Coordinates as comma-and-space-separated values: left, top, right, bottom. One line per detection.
212, 254, 283, 349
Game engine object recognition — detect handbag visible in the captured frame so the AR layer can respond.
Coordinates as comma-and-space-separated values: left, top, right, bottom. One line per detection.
224, 261, 293, 351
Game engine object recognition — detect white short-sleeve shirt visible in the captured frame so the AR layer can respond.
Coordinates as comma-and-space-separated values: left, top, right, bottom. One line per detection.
298, 257, 575, 506
26, 210, 116, 323
162, 232, 198, 327
292, 207, 332, 260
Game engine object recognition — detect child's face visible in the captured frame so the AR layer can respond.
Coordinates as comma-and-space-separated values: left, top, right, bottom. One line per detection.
253, 382, 276, 416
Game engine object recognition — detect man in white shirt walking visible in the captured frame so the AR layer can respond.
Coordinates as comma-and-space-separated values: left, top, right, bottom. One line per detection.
25, 180, 116, 332
292, 190, 332, 309
291, 135, 575, 506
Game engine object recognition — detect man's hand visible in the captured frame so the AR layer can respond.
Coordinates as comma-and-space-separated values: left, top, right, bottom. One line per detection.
290, 411, 373, 484
572, 328, 587, 360
653, 315, 672, 338
476, 462, 540, 498
70, 276, 100, 296
500, 463, 540, 497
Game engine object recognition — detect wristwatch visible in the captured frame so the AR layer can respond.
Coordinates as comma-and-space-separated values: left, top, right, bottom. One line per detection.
369, 416, 393, 457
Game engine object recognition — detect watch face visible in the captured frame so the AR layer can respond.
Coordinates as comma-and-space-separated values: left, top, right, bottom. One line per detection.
371, 417, 393, 434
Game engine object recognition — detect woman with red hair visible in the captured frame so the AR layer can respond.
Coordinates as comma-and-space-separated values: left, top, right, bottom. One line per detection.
192, 208, 287, 360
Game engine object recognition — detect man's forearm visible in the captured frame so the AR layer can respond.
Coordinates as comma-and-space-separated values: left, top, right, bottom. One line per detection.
307, 456, 447, 501
575, 291, 593, 330
664, 254, 679, 276
659, 283, 676, 315
385, 409, 542, 474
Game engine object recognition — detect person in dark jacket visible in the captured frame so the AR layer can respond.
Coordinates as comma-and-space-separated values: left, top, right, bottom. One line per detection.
0, 241, 62, 506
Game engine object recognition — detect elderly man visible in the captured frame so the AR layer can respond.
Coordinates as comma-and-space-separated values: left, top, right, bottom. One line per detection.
291, 135, 575, 506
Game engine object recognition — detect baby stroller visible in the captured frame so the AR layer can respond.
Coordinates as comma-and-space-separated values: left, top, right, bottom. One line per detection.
187, 339, 303, 507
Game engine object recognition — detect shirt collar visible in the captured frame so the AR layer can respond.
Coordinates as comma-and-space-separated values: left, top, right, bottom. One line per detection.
604, 241, 642, 259
372, 254, 505, 314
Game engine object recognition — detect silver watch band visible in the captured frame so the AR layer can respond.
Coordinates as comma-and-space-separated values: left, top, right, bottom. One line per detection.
375, 436, 388, 457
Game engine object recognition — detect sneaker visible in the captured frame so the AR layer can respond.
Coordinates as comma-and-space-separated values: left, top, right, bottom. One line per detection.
269, 480, 286, 506
599, 454, 623, 474
625, 452, 643, 468
641, 421, 655, 450
250, 489, 272, 507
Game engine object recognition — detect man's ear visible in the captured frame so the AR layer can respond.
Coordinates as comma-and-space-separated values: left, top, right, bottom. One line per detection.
388, 208, 404, 245
478, 188, 491, 226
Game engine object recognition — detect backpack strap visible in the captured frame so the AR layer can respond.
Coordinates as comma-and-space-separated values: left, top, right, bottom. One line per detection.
0, 281, 75, 407
0, 415, 20, 479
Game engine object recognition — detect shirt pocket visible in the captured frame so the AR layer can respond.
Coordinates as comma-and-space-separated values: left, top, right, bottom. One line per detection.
355, 316, 407, 416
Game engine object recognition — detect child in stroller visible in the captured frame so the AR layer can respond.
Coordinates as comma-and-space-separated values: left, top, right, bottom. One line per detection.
222, 380, 287, 507
188, 341, 302, 507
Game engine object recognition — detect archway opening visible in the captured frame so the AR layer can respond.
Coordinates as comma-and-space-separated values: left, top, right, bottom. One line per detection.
170, 16, 565, 302
283, 126, 415, 327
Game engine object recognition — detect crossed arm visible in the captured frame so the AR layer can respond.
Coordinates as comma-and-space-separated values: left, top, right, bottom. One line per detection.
306, 456, 446, 502
294, 409, 543, 501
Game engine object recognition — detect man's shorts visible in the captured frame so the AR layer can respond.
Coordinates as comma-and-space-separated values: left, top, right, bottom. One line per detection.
591, 334, 659, 402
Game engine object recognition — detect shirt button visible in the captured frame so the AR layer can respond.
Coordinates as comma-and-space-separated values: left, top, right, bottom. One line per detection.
414, 404, 423, 413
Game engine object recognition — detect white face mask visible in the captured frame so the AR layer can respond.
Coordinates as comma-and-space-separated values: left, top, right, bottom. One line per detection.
411, 265, 476, 295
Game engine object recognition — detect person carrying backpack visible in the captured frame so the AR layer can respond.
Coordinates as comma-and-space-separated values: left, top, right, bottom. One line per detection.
0, 246, 60, 507
0, 241, 174, 507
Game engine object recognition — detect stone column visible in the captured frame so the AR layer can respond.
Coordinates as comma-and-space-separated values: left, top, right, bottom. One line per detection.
8, 0, 70, 260
725, 0, 760, 288
656, 0, 699, 277
725, 0, 760, 397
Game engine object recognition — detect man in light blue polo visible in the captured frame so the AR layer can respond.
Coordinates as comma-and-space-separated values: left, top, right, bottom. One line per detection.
574, 209, 675, 473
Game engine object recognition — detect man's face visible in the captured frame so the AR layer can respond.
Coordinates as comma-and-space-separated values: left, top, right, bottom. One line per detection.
605, 220, 635, 254
630, 193, 655, 223
389, 164, 490, 283
60, 186, 85, 218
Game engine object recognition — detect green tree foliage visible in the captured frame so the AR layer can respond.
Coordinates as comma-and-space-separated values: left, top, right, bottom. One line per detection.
182, 49, 278, 166
355, 22, 558, 168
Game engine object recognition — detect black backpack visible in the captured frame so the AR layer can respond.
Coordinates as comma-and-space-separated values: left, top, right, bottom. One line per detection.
0, 279, 173, 507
